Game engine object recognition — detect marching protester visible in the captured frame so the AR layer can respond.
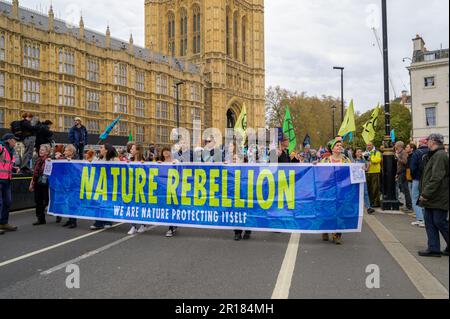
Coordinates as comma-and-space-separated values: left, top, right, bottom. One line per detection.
354, 148, 374, 214
418, 134, 449, 258
277, 135, 292, 163
127, 143, 150, 235
366, 142, 382, 208
228, 144, 252, 241
29, 144, 52, 226
0, 133, 21, 234
158, 147, 180, 237
59, 144, 78, 229
320, 137, 352, 245
69, 117, 89, 160
90, 143, 118, 230
35, 120, 54, 153
395, 141, 413, 213
410, 138, 429, 227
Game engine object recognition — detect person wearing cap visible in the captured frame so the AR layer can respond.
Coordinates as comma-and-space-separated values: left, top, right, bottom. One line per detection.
69, 117, 88, 160
418, 134, 449, 257
0, 134, 21, 233
320, 138, 351, 245
409, 138, 429, 227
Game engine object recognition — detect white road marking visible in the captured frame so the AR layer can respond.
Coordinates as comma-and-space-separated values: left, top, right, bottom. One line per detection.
366, 215, 449, 299
271, 233, 301, 299
0, 223, 124, 268
41, 226, 157, 276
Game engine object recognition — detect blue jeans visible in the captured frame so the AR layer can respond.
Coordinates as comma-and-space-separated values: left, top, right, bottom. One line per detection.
364, 183, 371, 210
424, 209, 449, 253
411, 180, 424, 221
0, 182, 12, 225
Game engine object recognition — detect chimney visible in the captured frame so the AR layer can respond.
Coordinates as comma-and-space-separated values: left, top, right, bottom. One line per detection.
413, 34, 425, 53
401, 90, 408, 105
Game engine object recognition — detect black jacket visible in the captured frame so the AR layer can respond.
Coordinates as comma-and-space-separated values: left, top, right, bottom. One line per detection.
19, 119, 38, 139
35, 124, 54, 149
410, 146, 429, 181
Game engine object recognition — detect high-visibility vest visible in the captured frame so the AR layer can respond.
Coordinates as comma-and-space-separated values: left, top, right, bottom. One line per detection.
0, 145, 15, 180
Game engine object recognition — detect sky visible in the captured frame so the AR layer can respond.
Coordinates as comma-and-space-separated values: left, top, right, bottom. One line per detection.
20, 0, 450, 113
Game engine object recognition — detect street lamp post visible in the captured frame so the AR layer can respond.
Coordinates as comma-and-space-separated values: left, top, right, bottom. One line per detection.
331, 104, 337, 138
381, 0, 400, 211
174, 81, 185, 142
333, 66, 345, 123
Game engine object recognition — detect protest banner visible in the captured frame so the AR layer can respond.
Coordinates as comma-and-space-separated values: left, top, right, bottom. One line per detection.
48, 162, 365, 234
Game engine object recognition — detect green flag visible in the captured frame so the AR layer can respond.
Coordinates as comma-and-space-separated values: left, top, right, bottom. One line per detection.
362, 106, 381, 144
338, 99, 356, 137
128, 132, 133, 142
283, 106, 297, 153
234, 104, 247, 143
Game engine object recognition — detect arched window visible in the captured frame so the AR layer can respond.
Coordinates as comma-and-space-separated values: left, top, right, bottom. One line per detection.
242, 17, 247, 63
226, 7, 231, 56
180, 9, 188, 56
168, 13, 175, 56
193, 6, 201, 54
233, 11, 239, 60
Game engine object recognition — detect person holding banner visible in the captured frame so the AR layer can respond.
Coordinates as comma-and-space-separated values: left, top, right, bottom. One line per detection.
354, 148, 374, 215
59, 144, 78, 229
128, 144, 151, 235
29, 144, 52, 226
158, 147, 180, 237
321, 138, 351, 245
90, 144, 118, 231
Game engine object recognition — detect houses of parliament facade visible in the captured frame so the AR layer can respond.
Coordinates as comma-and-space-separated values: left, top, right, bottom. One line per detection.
0, 0, 265, 147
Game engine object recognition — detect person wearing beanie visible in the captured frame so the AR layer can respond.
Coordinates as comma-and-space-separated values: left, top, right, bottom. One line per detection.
320, 138, 351, 245
418, 134, 449, 257
0, 134, 21, 233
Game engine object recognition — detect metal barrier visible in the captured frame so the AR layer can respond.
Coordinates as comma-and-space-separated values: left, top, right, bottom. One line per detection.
11, 174, 35, 212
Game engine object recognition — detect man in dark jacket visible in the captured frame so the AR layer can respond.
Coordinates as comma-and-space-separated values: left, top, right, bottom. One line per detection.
35, 120, 54, 153
409, 138, 429, 226
18, 112, 38, 173
418, 134, 449, 257
69, 117, 88, 160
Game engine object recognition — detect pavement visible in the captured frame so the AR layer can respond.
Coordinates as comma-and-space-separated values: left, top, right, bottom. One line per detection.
0, 208, 448, 299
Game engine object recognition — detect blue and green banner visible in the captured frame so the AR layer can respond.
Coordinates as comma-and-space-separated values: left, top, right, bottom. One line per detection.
47, 162, 364, 233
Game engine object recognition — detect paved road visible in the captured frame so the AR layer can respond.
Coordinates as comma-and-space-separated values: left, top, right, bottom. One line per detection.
0, 209, 448, 299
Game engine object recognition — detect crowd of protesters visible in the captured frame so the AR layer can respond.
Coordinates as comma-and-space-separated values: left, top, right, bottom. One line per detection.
0, 114, 448, 256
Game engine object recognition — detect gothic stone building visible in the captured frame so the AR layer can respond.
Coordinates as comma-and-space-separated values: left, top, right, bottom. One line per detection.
0, 0, 265, 147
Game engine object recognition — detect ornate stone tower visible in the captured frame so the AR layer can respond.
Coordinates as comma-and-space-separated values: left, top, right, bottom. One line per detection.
145, 0, 265, 133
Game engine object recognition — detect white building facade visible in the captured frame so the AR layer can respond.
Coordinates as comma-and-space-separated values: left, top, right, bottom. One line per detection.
408, 35, 449, 144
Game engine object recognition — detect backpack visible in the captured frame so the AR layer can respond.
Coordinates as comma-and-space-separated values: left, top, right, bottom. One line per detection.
10, 121, 23, 138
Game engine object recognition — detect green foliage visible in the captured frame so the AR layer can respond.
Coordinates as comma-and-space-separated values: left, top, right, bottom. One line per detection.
353, 102, 412, 148
266, 86, 412, 150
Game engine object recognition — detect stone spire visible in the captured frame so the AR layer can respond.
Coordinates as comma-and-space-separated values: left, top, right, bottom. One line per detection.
79, 16, 85, 39
48, 5, 54, 31
129, 33, 134, 54
105, 25, 111, 48
12, 0, 19, 20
